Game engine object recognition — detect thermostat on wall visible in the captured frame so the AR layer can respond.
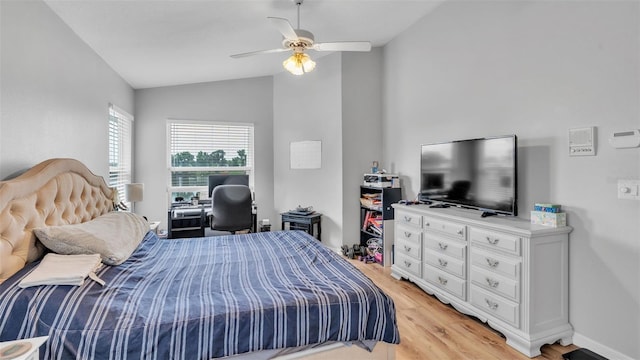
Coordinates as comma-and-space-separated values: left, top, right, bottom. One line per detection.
569, 126, 596, 156
608, 129, 640, 149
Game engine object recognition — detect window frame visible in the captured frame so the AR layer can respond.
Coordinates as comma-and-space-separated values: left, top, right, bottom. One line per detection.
108, 103, 134, 207
166, 119, 254, 204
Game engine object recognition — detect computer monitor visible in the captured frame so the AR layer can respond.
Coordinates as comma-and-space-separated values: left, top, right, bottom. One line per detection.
208, 174, 249, 198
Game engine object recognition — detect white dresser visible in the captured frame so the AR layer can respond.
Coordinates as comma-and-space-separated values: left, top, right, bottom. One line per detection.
391, 204, 573, 357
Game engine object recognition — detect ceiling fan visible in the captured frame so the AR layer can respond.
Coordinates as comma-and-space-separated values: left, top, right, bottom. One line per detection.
230, 0, 371, 75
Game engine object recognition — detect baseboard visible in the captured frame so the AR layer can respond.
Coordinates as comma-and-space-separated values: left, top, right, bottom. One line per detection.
572, 332, 635, 360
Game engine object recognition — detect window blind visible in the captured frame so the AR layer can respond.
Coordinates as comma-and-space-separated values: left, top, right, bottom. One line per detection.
167, 120, 254, 200
108, 104, 133, 204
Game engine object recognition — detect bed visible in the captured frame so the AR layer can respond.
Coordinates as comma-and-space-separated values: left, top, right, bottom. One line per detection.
0, 158, 399, 359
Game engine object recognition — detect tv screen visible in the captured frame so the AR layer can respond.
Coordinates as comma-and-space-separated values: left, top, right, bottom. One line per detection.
208, 174, 249, 198
420, 135, 517, 216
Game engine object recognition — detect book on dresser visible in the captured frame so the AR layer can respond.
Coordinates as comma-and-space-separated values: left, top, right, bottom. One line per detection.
391, 203, 573, 358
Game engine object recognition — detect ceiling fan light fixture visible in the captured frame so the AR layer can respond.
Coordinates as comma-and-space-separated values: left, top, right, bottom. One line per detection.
283, 52, 316, 75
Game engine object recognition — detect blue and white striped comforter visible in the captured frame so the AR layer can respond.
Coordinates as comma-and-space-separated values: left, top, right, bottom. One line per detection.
0, 231, 399, 359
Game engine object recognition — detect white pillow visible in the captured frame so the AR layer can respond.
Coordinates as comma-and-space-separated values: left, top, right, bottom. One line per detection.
34, 212, 149, 265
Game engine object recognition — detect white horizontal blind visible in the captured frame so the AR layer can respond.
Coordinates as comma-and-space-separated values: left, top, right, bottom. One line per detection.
108, 104, 133, 205
167, 120, 254, 201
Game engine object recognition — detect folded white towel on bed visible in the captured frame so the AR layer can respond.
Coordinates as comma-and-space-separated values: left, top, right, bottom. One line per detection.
18, 253, 105, 288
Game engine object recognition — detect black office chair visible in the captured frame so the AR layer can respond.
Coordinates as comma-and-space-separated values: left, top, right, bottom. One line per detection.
209, 184, 253, 234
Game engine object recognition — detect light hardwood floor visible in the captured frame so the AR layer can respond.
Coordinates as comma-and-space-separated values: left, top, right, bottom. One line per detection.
349, 259, 578, 360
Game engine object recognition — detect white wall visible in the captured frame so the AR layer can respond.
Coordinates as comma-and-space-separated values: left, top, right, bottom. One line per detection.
134, 77, 274, 230
273, 53, 344, 249
383, 1, 639, 359
0, 0, 134, 180
342, 49, 385, 246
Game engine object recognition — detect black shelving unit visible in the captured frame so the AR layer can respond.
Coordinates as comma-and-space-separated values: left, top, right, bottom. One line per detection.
359, 186, 401, 266
167, 206, 205, 239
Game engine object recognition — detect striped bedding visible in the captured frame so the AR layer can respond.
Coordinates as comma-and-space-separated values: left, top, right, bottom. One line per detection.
0, 230, 399, 359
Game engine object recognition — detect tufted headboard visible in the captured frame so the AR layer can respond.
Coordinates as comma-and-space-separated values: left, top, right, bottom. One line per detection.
0, 158, 117, 283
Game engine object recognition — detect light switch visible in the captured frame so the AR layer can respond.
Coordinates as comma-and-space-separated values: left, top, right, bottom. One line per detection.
618, 180, 640, 200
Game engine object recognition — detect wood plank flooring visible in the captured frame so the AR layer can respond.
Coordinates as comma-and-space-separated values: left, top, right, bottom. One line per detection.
349, 259, 578, 360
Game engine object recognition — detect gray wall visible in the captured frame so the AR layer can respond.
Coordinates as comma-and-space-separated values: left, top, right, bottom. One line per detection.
382, 1, 639, 359
273, 53, 344, 249
134, 77, 274, 231
0, 0, 134, 180
342, 49, 385, 246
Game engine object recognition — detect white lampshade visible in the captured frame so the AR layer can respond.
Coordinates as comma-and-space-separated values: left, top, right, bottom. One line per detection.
124, 183, 144, 203
283, 53, 316, 76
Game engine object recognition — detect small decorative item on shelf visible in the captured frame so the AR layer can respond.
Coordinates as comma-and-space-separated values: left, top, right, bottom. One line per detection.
531, 203, 566, 227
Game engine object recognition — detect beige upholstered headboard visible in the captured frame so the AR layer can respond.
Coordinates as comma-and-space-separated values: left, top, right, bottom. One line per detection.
0, 158, 117, 283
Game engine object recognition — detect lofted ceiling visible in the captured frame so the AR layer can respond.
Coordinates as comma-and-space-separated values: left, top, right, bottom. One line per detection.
44, 0, 445, 89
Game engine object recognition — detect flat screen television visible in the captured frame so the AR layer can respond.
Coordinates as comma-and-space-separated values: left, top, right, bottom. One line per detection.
420, 135, 517, 216
208, 174, 249, 198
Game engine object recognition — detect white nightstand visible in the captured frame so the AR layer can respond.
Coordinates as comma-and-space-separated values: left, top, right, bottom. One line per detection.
0, 336, 48, 360
149, 221, 161, 234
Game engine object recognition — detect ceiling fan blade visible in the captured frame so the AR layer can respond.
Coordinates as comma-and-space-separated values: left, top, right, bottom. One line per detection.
268, 17, 298, 41
230, 48, 289, 59
312, 41, 372, 52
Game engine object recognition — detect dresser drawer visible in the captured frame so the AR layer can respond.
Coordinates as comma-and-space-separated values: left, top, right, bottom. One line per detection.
396, 237, 422, 261
397, 211, 422, 228
423, 265, 466, 300
424, 249, 465, 278
424, 234, 466, 260
470, 267, 519, 302
470, 285, 519, 328
395, 253, 421, 277
469, 227, 521, 256
423, 216, 466, 240
396, 223, 422, 246
470, 247, 520, 279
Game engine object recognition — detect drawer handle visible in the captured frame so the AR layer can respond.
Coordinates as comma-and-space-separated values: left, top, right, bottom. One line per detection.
486, 237, 500, 245
438, 276, 448, 286
457, 229, 464, 235
486, 258, 500, 268
486, 277, 500, 288
404, 216, 412, 222
404, 260, 412, 268
485, 298, 499, 310
438, 242, 448, 251
404, 231, 412, 238
438, 258, 448, 267
403, 245, 412, 252
425, 222, 430, 227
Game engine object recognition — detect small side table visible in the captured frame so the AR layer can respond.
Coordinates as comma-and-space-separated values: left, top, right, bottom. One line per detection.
149, 221, 160, 234
281, 212, 322, 241
0, 336, 48, 360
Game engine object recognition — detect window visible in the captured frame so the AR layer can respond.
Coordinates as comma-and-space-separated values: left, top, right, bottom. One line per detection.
108, 104, 133, 206
167, 120, 254, 203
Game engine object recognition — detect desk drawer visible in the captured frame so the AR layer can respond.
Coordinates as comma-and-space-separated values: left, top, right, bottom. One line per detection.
424, 234, 466, 260
470, 247, 520, 279
396, 223, 422, 245
470, 285, 519, 328
395, 253, 421, 277
424, 249, 465, 278
470, 227, 521, 256
423, 265, 466, 300
396, 211, 423, 228
470, 267, 519, 302
396, 237, 422, 261
423, 216, 466, 240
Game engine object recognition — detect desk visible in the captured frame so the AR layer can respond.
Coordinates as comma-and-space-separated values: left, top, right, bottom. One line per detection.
281, 212, 322, 241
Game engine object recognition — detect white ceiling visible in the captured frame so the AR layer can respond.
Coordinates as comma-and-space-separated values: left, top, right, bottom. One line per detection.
44, 0, 444, 89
